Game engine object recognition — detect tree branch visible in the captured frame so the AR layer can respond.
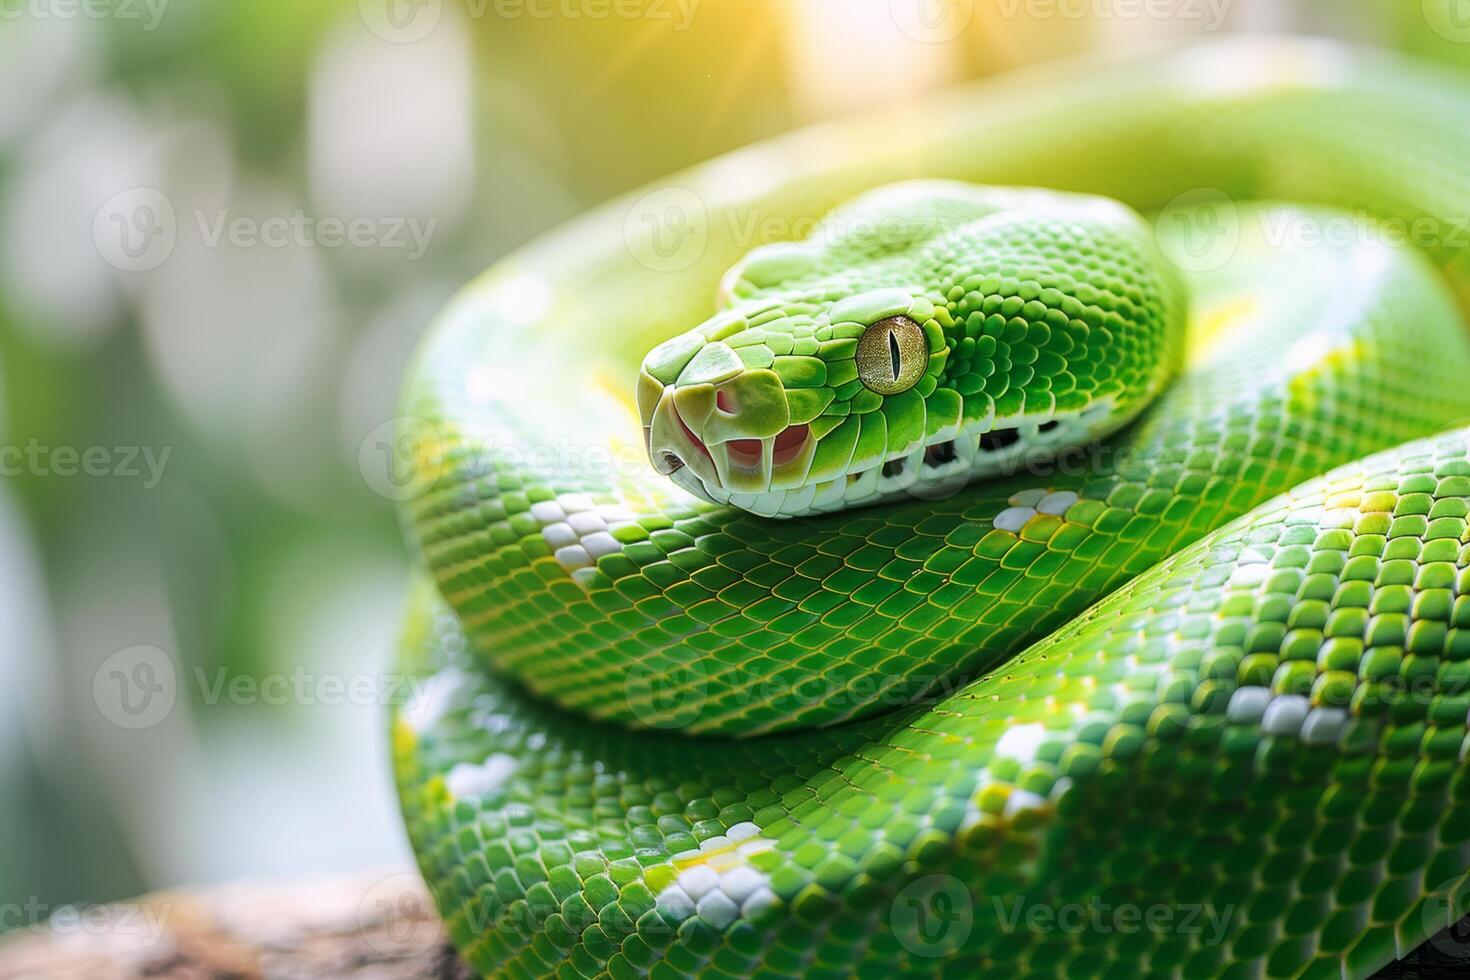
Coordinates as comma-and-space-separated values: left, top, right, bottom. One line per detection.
0, 871, 471, 979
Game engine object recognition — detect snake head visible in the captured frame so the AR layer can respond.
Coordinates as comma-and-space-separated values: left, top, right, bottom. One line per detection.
639, 286, 949, 517
639, 181, 1181, 518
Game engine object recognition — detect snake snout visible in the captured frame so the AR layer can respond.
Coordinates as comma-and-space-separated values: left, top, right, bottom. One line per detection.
648, 400, 712, 477
643, 366, 803, 504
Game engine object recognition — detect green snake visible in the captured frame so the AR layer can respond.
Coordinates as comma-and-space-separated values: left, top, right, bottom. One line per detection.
391, 39, 1470, 978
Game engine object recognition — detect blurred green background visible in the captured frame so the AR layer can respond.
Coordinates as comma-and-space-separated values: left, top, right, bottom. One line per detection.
0, 0, 1467, 923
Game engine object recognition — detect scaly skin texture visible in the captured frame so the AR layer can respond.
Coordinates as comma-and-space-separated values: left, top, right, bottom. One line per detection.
393, 40, 1470, 978
397, 429, 1470, 979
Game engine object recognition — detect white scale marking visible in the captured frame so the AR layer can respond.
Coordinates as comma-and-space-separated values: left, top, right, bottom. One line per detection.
526, 492, 641, 581
654, 828, 778, 930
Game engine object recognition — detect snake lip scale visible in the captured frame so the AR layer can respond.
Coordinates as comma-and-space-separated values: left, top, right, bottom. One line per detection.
394, 38, 1470, 979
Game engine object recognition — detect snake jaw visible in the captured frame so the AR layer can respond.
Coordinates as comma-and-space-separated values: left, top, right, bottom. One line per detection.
667, 401, 713, 471
645, 378, 815, 507
641, 341, 810, 507
644, 386, 725, 501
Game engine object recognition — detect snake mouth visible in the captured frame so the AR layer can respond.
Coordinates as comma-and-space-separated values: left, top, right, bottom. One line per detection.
725, 424, 811, 472
647, 387, 813, 501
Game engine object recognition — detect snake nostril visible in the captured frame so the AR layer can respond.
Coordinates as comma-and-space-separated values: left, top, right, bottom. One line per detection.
661, 452, 686, 473
716, 390, 734, 414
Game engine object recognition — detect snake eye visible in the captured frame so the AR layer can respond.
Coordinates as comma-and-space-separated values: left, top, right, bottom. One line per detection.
856, 315, 927, 395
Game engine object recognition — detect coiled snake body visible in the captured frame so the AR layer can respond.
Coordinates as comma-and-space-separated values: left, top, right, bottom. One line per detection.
392, 40, 1470, 978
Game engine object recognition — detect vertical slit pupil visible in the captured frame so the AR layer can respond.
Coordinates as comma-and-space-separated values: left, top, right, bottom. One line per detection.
888, 329, 901, 381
